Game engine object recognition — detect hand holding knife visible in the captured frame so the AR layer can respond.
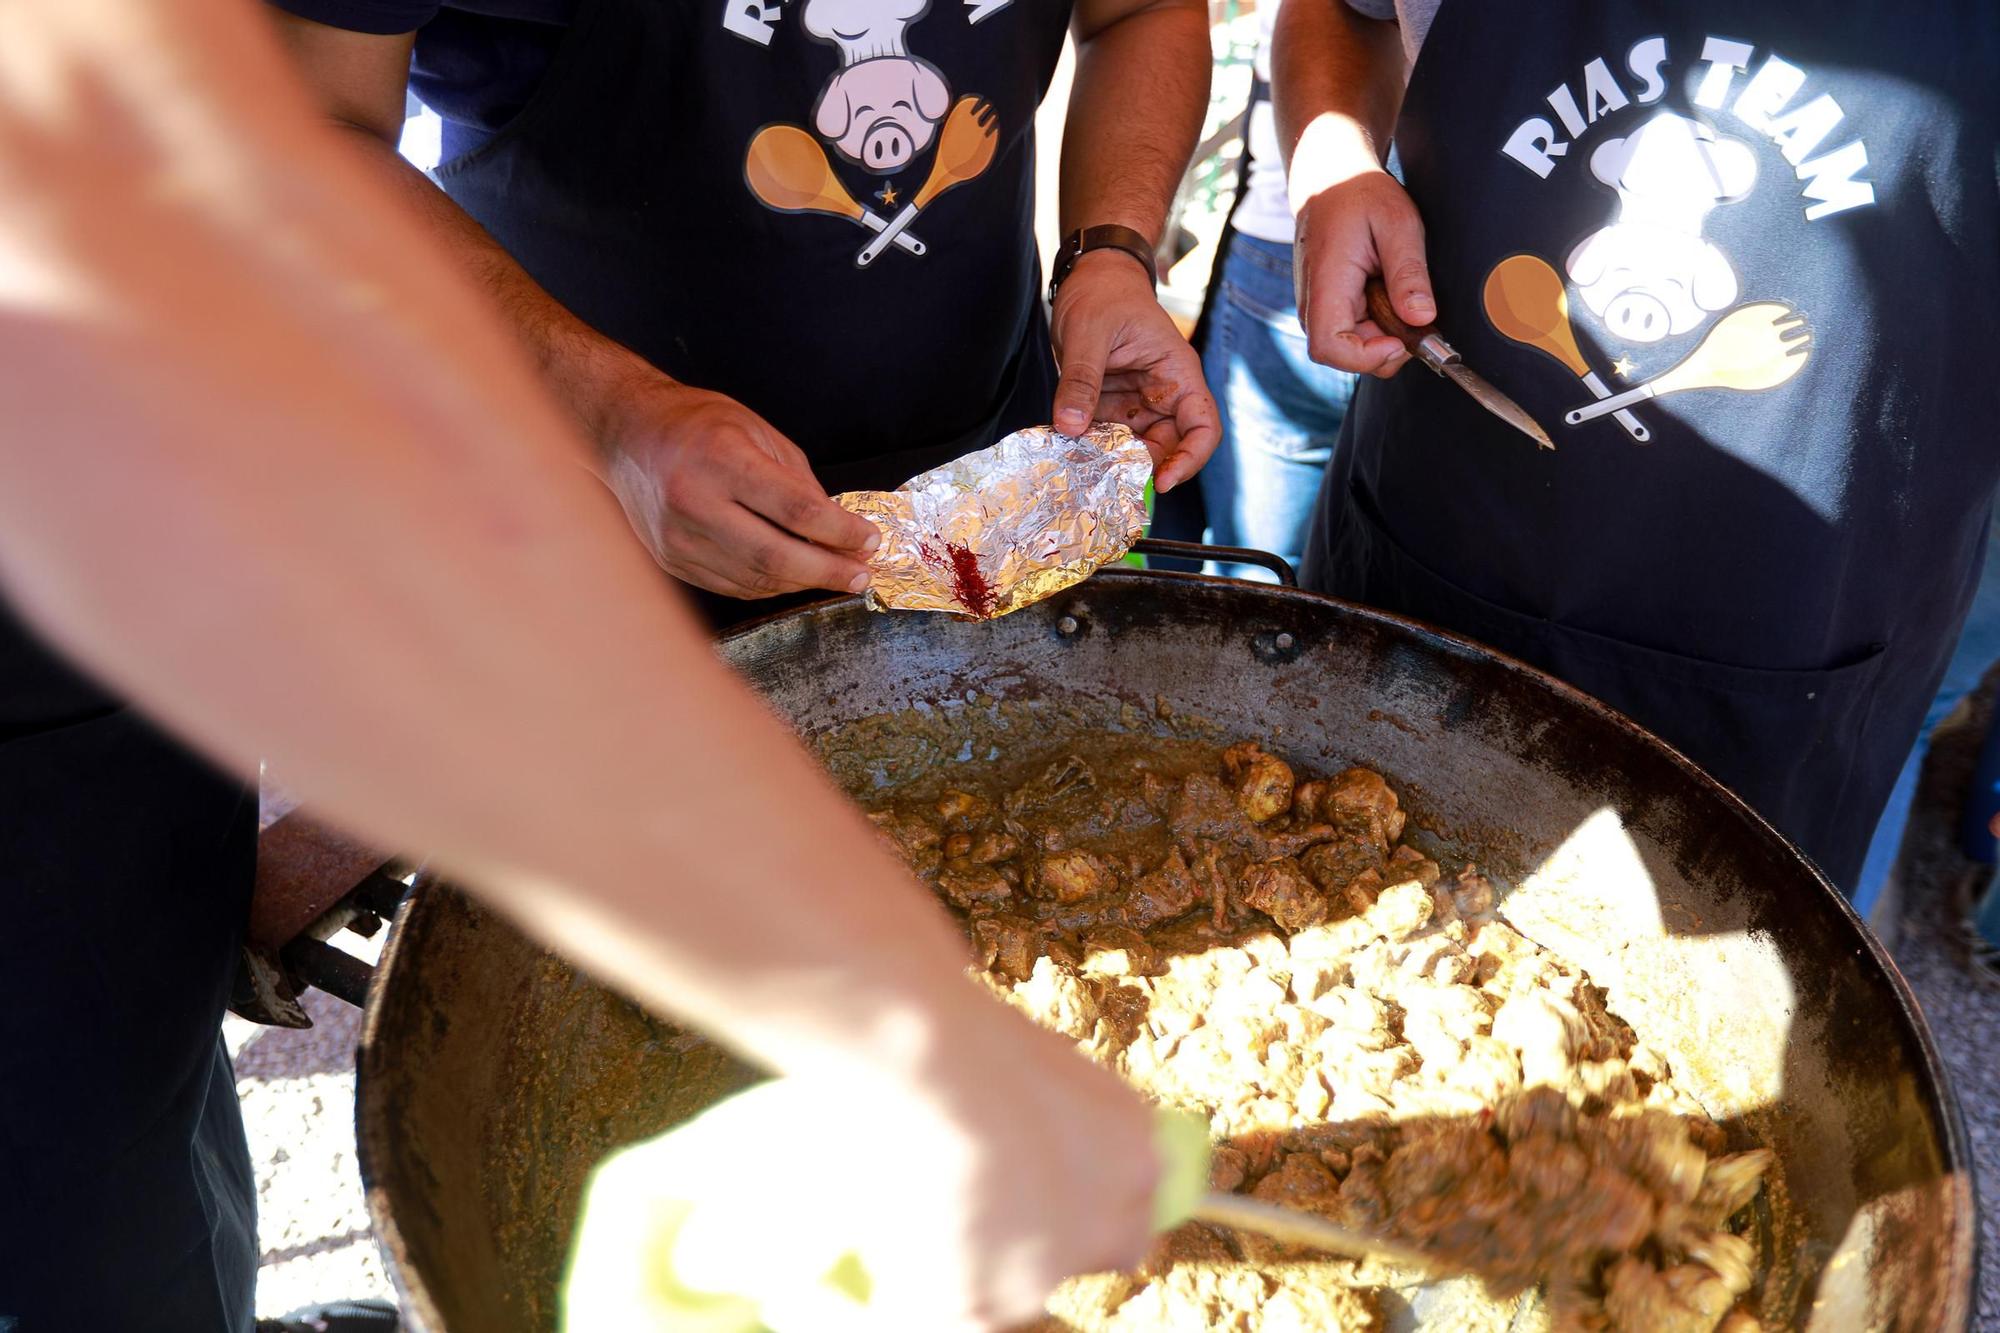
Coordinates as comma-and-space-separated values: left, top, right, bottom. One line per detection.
1363, 277, 1554, 450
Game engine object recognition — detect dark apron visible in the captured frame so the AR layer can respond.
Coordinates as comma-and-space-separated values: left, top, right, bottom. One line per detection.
433, 0, 1065, 496
0, 602, 258, 1331
1304, 1, 2000, 887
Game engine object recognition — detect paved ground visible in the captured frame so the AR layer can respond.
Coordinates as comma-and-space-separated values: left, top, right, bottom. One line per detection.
234, 699, 2000, 1324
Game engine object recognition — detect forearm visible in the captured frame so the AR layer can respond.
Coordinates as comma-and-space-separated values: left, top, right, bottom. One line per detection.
0, 0, 1003, 1091
1272, 0, 1405, 207
1059, 0, 1210, 243
324, 123, 650, 453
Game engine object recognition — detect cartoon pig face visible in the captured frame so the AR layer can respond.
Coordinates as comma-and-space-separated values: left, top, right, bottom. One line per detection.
813, 56, 951, 174
1568, 223, 1740, 343
1565, 112, 1758, 345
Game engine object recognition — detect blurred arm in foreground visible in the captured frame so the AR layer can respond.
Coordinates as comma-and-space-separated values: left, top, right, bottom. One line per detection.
0, 2, 1153, 1326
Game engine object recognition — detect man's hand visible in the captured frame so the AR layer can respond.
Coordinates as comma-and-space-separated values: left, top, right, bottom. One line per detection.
599, 376, 880, 600
1293, 166, 1435, 379
869, 1012, 1159, 1330
1050, 251, 1218, 492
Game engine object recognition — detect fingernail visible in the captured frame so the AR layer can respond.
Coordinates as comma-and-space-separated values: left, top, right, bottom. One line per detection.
1408, 294, 1435, 318
862, 528, 882, 554
848, 571, 871, 594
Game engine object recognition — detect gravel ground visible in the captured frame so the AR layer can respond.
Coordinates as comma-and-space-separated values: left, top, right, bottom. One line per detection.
1877, 689, 2000, 1328
233, 719, 2000, 1327
225, 935, 394, 1320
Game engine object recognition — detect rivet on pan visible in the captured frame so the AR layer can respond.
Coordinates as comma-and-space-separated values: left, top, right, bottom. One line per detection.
1057, 615, 1081, 637
1274, 632, 1296, 651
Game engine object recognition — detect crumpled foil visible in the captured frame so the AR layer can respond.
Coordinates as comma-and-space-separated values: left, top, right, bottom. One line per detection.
835, 423, 1151, 620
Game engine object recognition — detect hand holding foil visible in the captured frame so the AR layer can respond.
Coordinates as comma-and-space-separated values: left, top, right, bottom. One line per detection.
835, 423, 1151, 620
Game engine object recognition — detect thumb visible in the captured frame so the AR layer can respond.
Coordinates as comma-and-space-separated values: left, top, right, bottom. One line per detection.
1052, 323, 1109, 436
1373, 205, 1435, 326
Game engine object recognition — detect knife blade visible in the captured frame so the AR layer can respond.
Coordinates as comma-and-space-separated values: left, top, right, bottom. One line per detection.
1364, 278, 1555, 450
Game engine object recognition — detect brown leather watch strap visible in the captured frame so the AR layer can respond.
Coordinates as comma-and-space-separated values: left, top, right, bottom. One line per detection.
1048, 224, 1158, 302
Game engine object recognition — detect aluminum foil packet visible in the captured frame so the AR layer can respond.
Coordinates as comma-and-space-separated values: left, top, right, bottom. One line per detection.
835, 423, 1151, 621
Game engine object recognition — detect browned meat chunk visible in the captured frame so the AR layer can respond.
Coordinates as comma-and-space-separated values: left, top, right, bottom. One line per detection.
1189, 840, 1246, 930
1454, 867, 1499, 917
1688, 1149, 1773, 1228
1605, 1112, 1709, 1206
970, 913, 1039, 982
1002, 754, 1096, 818
1207, 1144, 1250, 1192
1299, 837, 1384, 898
934, 789, 994, 831
1683, 1231, 1756, 1295
1291, 777, 1327, 823
936, 862, 1013, 911
1168, 772, 1255, 847
866, 806, 942, 876
1602, 1256, 1736, 1333
1387, 843, 1441, 887
1127, 847, 1202, 929
1138, 1220, 1235, 1277
1222, 740, 1295, 823
1252, 1150, 1346, 1214
1034, 849, 1119, 903
967, 828, 1020, 864
1239, 857, 1331, 932
1325, 767, 1406, 846
1257, 822, 1341, 859
1506, 1133, 1591, 1202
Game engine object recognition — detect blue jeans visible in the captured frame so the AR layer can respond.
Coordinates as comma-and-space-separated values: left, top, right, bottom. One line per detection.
1196, 234, 1357, 583
1853, 506, 2000, 937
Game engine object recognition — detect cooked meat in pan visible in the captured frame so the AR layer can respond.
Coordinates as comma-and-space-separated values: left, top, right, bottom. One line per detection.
868, 738, 1772, 1332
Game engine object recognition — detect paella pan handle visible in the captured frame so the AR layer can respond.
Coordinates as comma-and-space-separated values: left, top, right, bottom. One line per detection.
230, 809, 414, 1026
1130, 538, 1297, 587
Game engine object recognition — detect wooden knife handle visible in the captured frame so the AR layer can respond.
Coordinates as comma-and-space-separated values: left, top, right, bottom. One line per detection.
1363, 277, 1436, 354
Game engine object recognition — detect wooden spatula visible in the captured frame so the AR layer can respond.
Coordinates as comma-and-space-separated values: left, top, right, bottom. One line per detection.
1482, 254, 1648, 441
745, 125, 925, 256
1564, 302, 1812, 424
1192, 1191, 1438, 1272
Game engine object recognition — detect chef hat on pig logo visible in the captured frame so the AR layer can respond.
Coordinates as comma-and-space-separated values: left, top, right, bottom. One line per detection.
1565, 112, 1760, 345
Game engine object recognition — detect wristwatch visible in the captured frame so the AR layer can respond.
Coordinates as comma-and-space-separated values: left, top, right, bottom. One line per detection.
1048, 224, 1159, 303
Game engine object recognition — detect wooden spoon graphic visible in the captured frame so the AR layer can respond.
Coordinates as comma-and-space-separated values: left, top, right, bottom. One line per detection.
855, 97, 1000, 268
1483, 254, 1648, 442
1565, 303, 1812, 424
745, 125, 925, 256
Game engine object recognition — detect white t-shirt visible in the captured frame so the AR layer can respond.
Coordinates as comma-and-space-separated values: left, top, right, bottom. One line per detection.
1229, 0, 1441, 246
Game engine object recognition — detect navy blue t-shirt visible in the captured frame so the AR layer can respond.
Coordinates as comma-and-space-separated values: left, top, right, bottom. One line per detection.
273, 0, 574, 160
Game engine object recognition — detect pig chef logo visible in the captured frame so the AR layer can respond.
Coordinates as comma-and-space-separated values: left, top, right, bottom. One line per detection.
1484, 110, 1814, 442
806, 0, 950, 171
1566, 113, 1757, 344
742, 0, 998, 269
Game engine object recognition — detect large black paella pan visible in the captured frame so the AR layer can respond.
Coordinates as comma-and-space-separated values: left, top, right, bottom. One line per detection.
353, 566, 1976, 1331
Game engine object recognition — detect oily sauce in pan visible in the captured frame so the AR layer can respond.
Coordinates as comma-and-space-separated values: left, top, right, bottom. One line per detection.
863, 734, 1775, 1332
